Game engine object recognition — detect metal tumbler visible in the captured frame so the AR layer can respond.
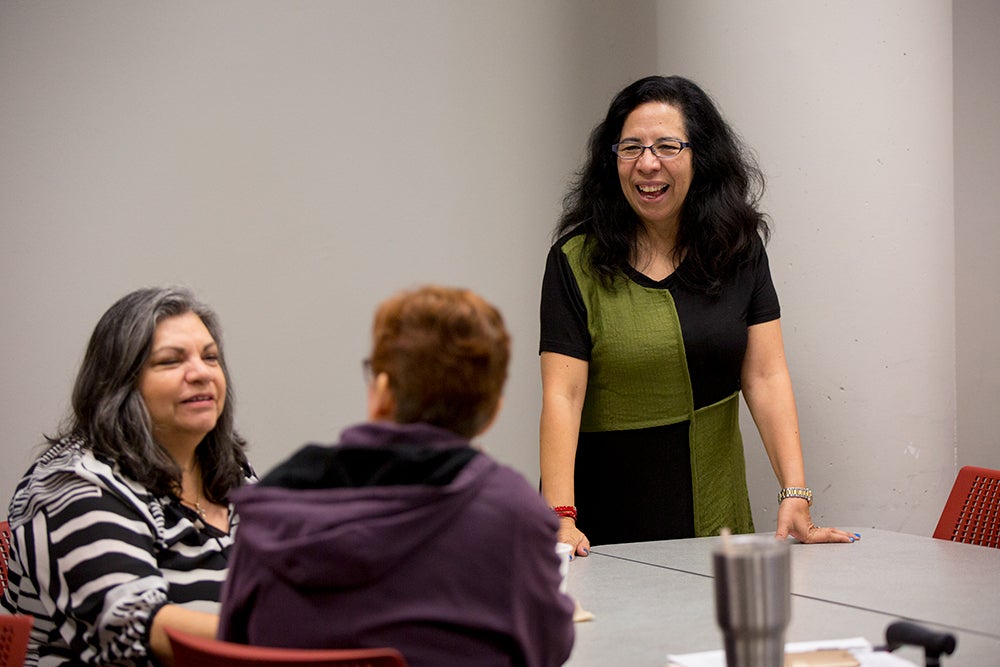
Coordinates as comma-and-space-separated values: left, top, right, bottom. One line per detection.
713, 534, 791, 667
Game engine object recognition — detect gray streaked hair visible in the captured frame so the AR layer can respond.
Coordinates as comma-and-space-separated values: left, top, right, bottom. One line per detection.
50, 286, 248, 502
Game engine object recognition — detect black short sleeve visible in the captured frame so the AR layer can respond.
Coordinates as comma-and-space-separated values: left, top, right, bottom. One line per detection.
539, 238, 591, 360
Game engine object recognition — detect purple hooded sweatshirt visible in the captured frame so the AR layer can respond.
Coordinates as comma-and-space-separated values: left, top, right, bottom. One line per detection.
218, 421, 575, 667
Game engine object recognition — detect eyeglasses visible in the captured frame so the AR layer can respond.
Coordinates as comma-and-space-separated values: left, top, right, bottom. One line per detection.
612, 140, 691, 160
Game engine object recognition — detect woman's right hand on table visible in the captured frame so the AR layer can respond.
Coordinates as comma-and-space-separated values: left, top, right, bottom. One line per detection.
559, 518, 591, 557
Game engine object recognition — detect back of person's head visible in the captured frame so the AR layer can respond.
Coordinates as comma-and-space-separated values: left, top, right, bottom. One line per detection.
369, 285, 510, 439
59, 286, 245, 500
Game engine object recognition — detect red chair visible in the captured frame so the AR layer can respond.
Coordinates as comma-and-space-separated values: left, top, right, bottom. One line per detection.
0, 614, 32, 667
1, 521, 11, 596
933, 465, 1000, 548
165, 627, 408, 667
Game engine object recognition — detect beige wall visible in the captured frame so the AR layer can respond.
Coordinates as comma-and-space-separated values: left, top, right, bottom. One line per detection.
955, 0, 1000, 472
1, 1, 994, 538
0, 0, 656, 504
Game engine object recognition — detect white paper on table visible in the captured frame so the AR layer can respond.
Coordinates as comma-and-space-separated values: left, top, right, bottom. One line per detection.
667, 637, 917, 667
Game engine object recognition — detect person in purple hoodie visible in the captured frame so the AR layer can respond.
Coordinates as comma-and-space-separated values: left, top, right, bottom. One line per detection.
217, 285, 575, 667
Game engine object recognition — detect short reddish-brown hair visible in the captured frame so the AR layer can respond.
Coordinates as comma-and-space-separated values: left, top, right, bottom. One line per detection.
370, 285, 510, 438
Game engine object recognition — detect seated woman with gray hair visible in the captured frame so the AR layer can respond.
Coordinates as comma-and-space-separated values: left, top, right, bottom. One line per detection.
2, 287, 254, 666
218, 285, 575, 667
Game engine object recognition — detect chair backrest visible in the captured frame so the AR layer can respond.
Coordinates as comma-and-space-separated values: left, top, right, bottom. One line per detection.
933, 465, 1000, 548
0, 521, 11, 596
164, 627, 408, 667
0, 614, 33, 667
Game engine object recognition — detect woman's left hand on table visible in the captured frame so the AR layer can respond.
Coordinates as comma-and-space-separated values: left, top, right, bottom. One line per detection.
776, 500, 859, 544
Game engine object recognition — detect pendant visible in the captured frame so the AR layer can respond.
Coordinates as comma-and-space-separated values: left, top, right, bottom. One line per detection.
181, 497, 208, 520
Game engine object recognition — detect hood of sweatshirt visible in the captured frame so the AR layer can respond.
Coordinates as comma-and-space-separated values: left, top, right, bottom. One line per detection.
229, 421, 496, 590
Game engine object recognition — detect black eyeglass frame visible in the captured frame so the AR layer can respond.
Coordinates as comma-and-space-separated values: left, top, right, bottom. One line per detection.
611, 141, 692, 160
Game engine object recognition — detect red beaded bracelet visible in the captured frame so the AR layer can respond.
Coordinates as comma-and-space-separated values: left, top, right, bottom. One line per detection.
552, 505, 577, 521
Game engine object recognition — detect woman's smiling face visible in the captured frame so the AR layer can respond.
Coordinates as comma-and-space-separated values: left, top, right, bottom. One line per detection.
138, 311, 226, 454
616, 101, 693, 231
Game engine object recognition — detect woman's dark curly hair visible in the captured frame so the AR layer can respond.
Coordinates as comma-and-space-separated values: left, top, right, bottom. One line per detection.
556, 75, 770, 295
48, 286, 249, 503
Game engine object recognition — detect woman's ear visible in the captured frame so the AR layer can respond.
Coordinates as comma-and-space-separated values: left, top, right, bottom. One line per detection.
367, 372, 396, 422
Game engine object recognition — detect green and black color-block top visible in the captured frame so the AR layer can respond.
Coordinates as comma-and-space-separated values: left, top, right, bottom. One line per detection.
540, 232, 780, 544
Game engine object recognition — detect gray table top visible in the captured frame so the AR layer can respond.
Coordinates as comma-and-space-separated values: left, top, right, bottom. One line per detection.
564, 529, 1000, 666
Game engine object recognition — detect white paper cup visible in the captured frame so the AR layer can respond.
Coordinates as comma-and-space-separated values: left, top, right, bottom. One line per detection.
555, 542, 574, 593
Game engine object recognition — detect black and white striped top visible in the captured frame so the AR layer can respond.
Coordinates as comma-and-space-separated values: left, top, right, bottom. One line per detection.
1, 437, 254, 666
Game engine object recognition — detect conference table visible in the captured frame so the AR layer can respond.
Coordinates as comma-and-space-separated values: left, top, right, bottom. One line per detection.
562, 529, 1000, 666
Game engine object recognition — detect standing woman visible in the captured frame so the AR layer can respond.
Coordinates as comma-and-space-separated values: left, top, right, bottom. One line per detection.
539, 75, 857, 555
2, 287, 254, 666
